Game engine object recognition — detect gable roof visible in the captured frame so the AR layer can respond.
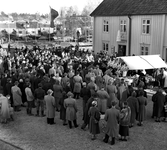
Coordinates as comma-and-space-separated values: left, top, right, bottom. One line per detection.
90, 0, 167, 16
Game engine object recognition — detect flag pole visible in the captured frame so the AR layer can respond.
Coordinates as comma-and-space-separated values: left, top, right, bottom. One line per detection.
7, 17, 10, 43
49, 6, 51, 43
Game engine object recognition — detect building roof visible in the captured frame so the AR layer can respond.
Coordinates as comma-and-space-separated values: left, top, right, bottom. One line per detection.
0, 22, 16, 28
90, 0, 167, 16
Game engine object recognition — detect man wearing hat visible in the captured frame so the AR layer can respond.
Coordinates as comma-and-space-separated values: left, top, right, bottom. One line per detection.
64, 92, 78, 129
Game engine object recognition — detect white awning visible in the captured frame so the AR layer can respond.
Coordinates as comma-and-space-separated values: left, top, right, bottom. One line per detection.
118, 55, 167, 70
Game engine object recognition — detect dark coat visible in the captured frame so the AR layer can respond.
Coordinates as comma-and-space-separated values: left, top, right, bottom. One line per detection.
84, 97, 95, 125
152, 92, 165, 118
137, 96, 147, 122
104, 107, 120, 137
59, 92, 67, 121
127, 96, 139, 124
80, 87, 91, 118
88, 107, 100, 135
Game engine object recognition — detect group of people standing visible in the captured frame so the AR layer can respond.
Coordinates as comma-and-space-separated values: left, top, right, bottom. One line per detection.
0, 44, 166, 146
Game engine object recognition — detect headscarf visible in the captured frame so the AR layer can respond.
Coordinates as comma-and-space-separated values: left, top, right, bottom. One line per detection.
92, 101, 97, 107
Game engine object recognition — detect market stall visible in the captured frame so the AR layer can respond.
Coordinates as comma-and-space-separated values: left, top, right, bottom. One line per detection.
117, 55, 167, 70
108, 55, 167, 95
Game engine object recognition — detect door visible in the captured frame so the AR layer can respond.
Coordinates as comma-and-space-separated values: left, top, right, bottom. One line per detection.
118, 45, 126, 57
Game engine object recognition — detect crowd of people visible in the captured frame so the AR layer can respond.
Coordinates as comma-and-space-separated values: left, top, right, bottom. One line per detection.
0, 44, 167, 145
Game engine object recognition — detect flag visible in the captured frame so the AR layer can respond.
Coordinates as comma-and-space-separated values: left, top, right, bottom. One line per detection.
50, 7, 59, 28
116, 30, 121, 42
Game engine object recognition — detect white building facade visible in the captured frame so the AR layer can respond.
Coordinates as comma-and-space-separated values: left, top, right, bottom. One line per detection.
91, 0, 167, 61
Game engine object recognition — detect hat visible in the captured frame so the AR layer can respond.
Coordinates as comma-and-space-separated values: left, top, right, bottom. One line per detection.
111, 101, 117, 106
19, 79, 23, 82
67, 92, 74, 97
92, 101, 97, 107
83, 82, 86, 86
38, 83, 42, 88
47, 89, 53, 95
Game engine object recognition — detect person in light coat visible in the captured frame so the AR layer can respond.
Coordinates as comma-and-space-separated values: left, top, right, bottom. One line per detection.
0, 93, 10, 123
11, 81, 22, 111
64, 92, 78, 129
97, 87, 109, 114
103, 101, 120, 145
44, 89, 56, 125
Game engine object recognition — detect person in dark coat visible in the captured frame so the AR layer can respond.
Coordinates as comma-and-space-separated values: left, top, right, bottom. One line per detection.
5, 78, 13, 106
88, 101, 100, 140
81, 93, 98, 130
152, 88, 165, 122
103, 101, 120, 145
80, 82, 91, 120
18, 79, 27, 105
127, 91, 139, 127
119, 102, 131, 141
137, 90, 147, 126
59, 91, 67, 125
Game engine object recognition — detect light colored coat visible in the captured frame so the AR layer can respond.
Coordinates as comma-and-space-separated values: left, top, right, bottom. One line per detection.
44, 95, 56, 118
11, 85, 22, 106
0, 95, 10, 120
64, 97, 77, 121
97, 89, 109, 113
104, 107, 120, 137
73, 75, 82, 93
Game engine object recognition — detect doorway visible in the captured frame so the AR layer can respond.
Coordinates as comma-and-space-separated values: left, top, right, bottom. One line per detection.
118, 45, 126, 57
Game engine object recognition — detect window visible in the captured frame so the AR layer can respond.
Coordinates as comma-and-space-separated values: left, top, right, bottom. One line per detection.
103, 42, 109, 51
19, 31, 22, 34
141, 45, 149, 55
103, 20, 109, 32
120, 20, 127, 32
142, 19, 151, 34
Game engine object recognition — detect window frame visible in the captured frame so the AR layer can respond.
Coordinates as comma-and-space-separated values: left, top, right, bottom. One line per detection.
103, 19, 109, 33
120, 20, 127, 33
142, 19, 151, 35
102, 41, 109, 51
140, 44, 149, 55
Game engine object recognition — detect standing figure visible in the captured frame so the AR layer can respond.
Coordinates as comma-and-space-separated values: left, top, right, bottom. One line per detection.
97, 87, 109, 114
44, 89, 56, 125
11, 81, 22, 111
137, 90, 147, 126
80, 82, 91, 120
88, 101, 100, 140
127, 91, 139, 127
152, 89, 165, 122
25, 83, 34, 115
119, 102, 131, 141
103, 101, 120, 145
0, 93, 10, 123
59, 91, 67, 125
53, 80, 63, 111
73, 72, 83, 99
34, 83, 45, 117
64, 92, 78, 129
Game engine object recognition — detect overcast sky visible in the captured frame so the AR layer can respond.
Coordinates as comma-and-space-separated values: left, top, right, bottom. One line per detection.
0, 0, 102, 14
